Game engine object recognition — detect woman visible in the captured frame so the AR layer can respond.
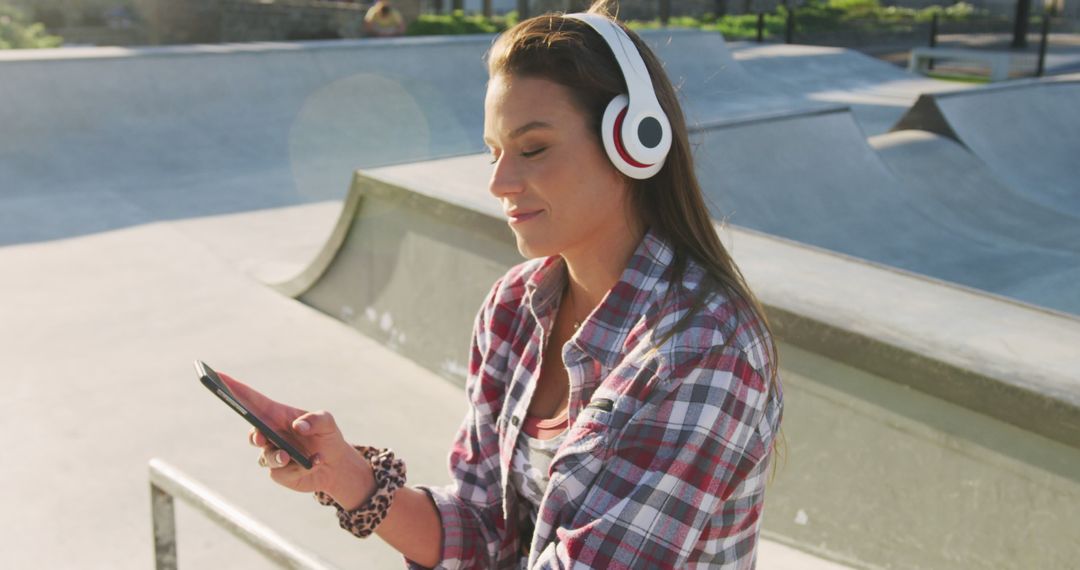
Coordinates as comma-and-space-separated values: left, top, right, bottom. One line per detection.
227, 3, 784, 567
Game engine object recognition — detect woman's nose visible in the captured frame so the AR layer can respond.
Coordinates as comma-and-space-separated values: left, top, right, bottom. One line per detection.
488, 155, 524, 199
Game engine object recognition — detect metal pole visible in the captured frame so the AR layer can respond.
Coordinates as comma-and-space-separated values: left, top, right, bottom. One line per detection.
452, 0, 464, 12
148, 459, 337, 570
757, 12, 765, 42
1011, 0, 1031, 48
785, 7, 795, 44
150, 0, 162, 45
517, 0, 529, 19
151, 483, 178, 570
1036, 14, 1049, 76
483, 0, 492, 18
928, 13, 938, 70
660, 0, 671, 26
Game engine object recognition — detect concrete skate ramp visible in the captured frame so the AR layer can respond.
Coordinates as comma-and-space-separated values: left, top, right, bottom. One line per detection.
0, 37, 494, 248
892, 76, 1080, 219
0, 29, 824, 254
644, 33, 837, 126
730, 43, 976, 135
870, 129, 1080, 255
277, 170, 522, 382
691, 108, 1080, 315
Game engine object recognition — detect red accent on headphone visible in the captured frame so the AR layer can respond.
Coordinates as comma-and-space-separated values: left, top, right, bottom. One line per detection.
613, 106, 653, 169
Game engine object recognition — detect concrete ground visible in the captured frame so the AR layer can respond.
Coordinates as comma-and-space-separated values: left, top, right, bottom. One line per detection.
0, 198, 855, 569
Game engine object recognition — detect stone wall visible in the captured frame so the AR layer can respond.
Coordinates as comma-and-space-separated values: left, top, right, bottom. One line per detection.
132, 0, 420, 44
51, 25, 148, 45
220, 0, 368, 41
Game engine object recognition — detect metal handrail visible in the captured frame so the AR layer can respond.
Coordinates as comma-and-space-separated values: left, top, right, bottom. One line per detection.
149, 458, 339, 570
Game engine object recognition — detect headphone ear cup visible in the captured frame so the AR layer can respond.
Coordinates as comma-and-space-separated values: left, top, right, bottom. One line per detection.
600, 95, 665, 180
600, 95, 628, 173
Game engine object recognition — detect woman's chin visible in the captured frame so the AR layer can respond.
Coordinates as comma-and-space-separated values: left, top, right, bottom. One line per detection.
513, 233, 561, 260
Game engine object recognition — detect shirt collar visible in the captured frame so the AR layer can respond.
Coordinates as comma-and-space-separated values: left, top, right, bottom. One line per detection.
524, 227, 675, 369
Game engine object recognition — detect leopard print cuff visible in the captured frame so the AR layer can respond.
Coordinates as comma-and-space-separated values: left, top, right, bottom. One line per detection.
314, 446, 407, 539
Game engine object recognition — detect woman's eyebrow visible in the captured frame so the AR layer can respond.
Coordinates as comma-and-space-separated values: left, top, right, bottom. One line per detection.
484, 120, 554, 146
508, 120, 553, 138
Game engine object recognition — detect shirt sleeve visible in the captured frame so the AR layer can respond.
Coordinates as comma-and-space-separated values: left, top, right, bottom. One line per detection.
406, 278, 514, 569
531, 344, 776, 569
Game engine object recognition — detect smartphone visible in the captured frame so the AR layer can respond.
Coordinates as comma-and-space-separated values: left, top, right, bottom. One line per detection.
194, 360, 314, 470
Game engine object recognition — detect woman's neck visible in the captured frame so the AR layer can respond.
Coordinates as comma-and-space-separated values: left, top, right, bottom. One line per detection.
561, 221, 646, 321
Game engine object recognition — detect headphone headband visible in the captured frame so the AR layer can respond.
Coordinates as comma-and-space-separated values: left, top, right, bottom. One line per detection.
564, 13, 657, 113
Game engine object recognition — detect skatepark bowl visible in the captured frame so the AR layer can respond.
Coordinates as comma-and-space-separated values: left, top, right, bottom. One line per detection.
2, 31, 1078, 570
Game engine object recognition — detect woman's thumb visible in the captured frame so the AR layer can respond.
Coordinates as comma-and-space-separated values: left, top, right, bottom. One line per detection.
292, 410, 338, 437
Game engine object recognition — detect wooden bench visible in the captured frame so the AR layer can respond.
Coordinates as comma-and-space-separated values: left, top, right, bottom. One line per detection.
908, 47, 1014, 81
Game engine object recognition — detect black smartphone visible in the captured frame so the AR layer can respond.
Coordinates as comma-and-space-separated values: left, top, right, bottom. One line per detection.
194, 360, 314, 470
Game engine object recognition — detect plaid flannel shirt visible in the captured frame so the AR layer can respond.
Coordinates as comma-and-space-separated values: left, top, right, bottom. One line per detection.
409, 228, 784, 569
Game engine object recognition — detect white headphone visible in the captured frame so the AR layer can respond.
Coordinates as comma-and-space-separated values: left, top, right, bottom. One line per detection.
564, 13, 672, 180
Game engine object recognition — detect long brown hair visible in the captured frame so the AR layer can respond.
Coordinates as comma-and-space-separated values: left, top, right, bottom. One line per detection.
486, 1, 784, 464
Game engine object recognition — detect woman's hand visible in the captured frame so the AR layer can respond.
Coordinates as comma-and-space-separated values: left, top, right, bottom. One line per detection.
219, 372, 375, 508
219, 372, 441, 566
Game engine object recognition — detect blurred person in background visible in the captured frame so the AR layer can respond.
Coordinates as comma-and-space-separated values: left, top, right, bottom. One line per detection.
363, 0, 405, 37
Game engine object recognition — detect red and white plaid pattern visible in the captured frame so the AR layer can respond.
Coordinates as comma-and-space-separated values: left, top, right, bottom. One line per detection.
408, 228, 784, 569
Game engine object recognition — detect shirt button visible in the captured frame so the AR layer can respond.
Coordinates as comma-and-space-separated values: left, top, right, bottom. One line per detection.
511, 416, 520, 427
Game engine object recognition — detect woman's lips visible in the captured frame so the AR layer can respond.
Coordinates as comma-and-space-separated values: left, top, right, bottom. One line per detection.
508, 210, 543, 224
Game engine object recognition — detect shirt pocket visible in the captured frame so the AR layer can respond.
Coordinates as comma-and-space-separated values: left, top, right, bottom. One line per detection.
547, 398, 624, 499
549, 402, 611, 470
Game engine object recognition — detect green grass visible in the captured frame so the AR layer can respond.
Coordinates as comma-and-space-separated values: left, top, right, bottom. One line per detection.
406, 10, 518, 36
925, 71, 992, 83
403, 1, 986, 41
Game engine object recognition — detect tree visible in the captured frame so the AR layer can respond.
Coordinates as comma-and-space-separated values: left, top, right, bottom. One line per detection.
0, 5, 63, 49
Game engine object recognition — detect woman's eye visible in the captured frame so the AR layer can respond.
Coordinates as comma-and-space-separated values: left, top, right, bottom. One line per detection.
522, 147, 547, 158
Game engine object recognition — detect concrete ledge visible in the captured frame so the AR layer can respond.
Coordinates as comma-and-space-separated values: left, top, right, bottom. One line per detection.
0, 34, 500, 62
728, 226, 1080, 448
0, 27, 728, 63
283, 152, 1080, 449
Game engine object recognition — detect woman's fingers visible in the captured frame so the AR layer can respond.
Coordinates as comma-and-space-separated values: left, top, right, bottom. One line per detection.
249, 428, 271, 448
268, 462, 311, 488
219, 372, 273, 410
219, 371, 304, 421
259, 448, 292, 469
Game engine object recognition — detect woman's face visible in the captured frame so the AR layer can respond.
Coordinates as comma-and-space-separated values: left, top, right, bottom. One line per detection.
483, 74, 636, 260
